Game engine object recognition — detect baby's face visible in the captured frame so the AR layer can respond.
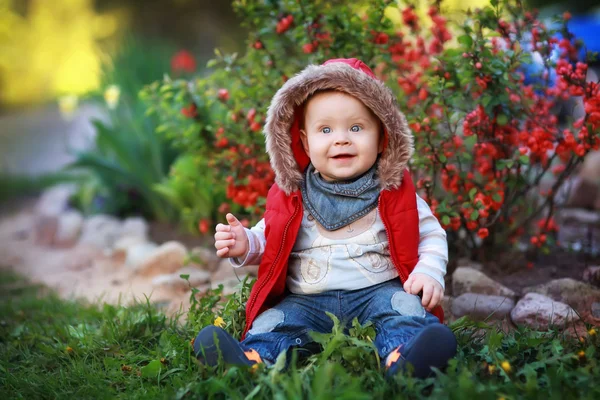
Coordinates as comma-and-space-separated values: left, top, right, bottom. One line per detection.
300, 91, 383, 182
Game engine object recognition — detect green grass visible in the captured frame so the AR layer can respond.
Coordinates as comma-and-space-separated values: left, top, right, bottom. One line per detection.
1, 270, 598, 400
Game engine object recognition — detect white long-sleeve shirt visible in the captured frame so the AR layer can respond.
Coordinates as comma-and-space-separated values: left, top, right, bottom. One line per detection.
231, 194, 448, 293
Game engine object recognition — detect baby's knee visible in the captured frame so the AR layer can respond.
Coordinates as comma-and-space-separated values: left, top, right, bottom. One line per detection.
247, 308, 285, 335
390, 290, 426, 318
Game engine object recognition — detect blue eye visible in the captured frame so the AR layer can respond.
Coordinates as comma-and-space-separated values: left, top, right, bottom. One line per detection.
322, 127, 331, 134
350, 125, 361, 132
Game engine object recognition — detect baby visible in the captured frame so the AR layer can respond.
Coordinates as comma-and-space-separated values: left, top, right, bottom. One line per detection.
194, 58, 457, 378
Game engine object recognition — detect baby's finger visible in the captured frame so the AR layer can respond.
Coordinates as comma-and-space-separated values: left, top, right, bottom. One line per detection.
429, 290, 442, 310
215, 239, 236, 249
216, 247, 229, 257
421, 285, 434, 308
410, 279, 424, 297
403, 276, 414, 293
215, 231, 234, 240
215, 223, 231, 232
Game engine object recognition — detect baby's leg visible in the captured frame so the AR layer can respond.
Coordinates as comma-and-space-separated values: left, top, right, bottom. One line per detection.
194, 292, 335, 367
356, 279, 456, 378
241, 292, 336, 364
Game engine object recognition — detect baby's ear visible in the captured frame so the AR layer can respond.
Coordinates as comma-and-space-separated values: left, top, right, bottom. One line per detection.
300, 129, 310, 154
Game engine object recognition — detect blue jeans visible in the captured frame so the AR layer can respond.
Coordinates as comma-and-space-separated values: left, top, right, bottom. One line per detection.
241, 278, 442, 364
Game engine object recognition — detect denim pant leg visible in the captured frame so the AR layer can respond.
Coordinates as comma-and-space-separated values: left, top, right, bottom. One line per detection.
241, 292, 336, 363
355, 279, 441, 362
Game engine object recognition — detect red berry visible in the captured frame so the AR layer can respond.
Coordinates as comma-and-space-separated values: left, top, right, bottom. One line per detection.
218, 88, 230, 102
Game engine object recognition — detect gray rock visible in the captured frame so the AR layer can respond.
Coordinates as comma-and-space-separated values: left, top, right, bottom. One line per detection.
451, 293, 515, 321
583, 266, 600, 287
35, 185, 76, 217
524, 278, 600, 321
456, 258, 484, 271
79, 215, 122, 249
452, 267, 516, 300
189, 247, 221, 272
510, 292, 579, 330
136, 241, 187, 277
557, 208, 600, 225
125, 241, 158, 268
34, 215, 58, 246
54, 211, 83, 247
152, 266, 211, 291
592, 302, 600, 319
120, 217, 148, 240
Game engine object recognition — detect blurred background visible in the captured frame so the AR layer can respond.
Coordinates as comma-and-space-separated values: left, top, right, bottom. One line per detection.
0, 0, 245, 177
0, 0, 598, 215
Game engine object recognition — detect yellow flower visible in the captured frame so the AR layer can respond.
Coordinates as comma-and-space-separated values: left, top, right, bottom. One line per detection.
104, 84, 120, 109
488, 365, 496, 374
578, 350, 586, 359
66, 346, 73, 354
214, 316, 225, 328
589, 328, 597, 336
58, 95, 78, 120
501, 360, 511, 374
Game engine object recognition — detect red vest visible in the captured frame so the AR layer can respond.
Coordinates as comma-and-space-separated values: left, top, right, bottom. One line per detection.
242, 171, 444, 339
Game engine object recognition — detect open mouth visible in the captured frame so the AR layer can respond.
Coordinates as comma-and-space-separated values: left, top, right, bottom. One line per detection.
332, 154, 355, 159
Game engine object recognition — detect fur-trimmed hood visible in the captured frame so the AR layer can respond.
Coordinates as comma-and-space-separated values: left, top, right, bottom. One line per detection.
264, 58, 414, 195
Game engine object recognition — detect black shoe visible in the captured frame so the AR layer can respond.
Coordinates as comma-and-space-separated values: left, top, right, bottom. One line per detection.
386, 324, 457, 379
193, 326, 262, 367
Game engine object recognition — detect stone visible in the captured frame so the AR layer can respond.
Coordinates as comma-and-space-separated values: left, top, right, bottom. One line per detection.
125, 241, 158, 268
456, 258, 484, 271
151, 266, 211, 292
452, 267, 517, 300
592, 302, 600, 319
35, 185, 76, 217
34, 215, 58, 246
79, 215, 122, 250
524, 278, 600, 323
54, 210, 83, 247
111, 236, 148, 264
189, 247, 221, 272
556, 208, 600, 225
120, 217, 148, 240
451, 293, 515, 321
510, 293, 579, 330
136, 241, 187, 277
582, 266, 600, 287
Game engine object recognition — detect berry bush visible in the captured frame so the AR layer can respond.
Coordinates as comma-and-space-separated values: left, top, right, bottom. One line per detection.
142, 0, 599, 260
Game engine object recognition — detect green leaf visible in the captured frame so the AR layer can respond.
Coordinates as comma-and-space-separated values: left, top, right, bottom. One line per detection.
469, 188, 477, 200
442, 215, 450, 225
470, 210, 479, 220
141, 360, 163, 378
519, 155, 530, 164
497, 114, 509, 126
458, 34, 473, 47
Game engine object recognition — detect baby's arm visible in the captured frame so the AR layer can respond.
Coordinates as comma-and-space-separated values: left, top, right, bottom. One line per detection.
230, 218, 266, 268
411, 194, 448, 287
403, 194, 448, 311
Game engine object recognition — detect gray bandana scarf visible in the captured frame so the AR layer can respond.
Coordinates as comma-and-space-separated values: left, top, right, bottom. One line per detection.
300, 162, 381, 231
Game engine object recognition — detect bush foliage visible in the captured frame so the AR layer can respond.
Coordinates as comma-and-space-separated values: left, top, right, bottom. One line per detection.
143, 0, 599, 260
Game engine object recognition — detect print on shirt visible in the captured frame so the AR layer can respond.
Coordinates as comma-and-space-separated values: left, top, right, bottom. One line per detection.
287, 208, 396, 294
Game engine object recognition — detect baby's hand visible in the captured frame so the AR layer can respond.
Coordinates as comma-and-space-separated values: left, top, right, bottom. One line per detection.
214, 213, 249, 259
403, 273, 444, 312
